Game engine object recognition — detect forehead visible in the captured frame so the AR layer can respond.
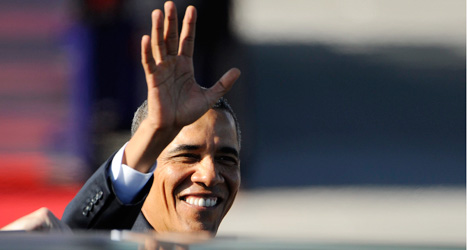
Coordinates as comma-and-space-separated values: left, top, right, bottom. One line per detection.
169, 109, 238, 150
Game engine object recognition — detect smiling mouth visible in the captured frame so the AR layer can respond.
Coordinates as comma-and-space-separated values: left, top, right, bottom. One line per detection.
181, 196, 220, 208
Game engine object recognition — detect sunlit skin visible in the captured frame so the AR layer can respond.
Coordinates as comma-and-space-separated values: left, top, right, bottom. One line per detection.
142, 109, 241, 233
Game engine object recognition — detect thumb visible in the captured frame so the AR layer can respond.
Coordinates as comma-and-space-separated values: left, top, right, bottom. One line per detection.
205, 68, 241, 105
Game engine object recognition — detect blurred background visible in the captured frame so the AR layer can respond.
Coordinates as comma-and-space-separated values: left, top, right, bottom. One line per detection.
0, 0, 464, 247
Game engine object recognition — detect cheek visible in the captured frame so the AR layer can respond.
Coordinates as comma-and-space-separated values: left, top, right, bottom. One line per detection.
221, 169, 241, 218
224, 169, 241, 192
155, 163, 193, 193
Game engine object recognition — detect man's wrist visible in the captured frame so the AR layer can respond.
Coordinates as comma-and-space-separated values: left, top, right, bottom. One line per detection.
123, 119, 180, 173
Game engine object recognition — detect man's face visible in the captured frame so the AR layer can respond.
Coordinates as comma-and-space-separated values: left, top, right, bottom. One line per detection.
142, 109, 240, 234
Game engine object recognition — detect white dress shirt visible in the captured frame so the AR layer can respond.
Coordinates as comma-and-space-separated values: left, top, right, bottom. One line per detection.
109, 143, 156, 204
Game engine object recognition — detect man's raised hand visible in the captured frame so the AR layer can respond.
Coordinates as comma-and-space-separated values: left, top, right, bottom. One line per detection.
141, 1, 240, 130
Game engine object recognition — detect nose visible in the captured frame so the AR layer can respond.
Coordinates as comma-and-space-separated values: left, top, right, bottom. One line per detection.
191, 157, 224, 187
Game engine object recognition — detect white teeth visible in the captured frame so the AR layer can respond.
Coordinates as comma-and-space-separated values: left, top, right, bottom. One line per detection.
185, 197, 217, 207
199, 198, 205, 207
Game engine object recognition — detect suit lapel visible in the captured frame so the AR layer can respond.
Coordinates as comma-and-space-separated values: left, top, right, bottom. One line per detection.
131, 212, 153, 232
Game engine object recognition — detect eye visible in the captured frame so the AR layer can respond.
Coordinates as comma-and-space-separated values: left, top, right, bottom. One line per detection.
174, 153, 200, 163
216, 155, 239, 166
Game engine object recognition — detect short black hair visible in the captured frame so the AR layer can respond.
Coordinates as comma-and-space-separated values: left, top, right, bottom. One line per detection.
131, 98, 241, 148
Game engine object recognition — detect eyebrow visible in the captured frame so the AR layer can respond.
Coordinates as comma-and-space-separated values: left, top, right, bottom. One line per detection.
168, 144, 202, 154
168, 145, 239, 158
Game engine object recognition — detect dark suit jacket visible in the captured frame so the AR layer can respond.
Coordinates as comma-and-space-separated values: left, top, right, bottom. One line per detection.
131, 212, 153, 232
62, 154, 153, 230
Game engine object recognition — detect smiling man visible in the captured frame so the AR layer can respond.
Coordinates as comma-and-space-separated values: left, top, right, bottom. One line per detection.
1, 1, 241, 234
59, 1, 241, 234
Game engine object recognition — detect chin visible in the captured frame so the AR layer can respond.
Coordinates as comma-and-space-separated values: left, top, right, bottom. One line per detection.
182, 222, 220, 235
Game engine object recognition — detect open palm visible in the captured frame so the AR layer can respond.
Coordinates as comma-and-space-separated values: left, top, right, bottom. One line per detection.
141, 2, 240, 130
